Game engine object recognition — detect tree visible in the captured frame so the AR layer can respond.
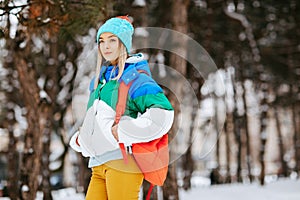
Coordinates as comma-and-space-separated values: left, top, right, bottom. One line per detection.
0, 1, 108, 199
159, 1, 190, 199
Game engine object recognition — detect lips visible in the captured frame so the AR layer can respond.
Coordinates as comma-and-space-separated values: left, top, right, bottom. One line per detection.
104, 52, 112, 55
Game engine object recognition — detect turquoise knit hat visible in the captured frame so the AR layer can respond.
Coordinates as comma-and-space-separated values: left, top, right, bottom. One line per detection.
96, 16, 134, 54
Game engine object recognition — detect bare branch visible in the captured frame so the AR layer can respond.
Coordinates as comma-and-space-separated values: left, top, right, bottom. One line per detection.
0, 3, 29, 17
0, 3, 29, 11
223, 4, 262, 63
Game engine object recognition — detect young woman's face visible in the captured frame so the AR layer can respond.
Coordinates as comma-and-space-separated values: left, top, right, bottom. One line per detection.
98, 32, 120, 64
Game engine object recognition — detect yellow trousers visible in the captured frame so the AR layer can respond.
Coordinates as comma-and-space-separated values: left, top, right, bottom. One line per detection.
85, 156, 144, 200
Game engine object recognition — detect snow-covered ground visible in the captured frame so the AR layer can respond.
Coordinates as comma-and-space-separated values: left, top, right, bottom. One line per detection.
179, 178, 300, 200
0, 178, 299, 200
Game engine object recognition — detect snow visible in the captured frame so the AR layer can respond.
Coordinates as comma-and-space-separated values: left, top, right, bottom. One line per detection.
37, 76, 46, 89
1, 178, 298, 200
14, 105, 28, 130
21, 185, 29, 192
50, 188, 85, 200
135, 27, 149, 37
179, 178, 300, 200
132, 0, 146, 7
39, 90, 52, 102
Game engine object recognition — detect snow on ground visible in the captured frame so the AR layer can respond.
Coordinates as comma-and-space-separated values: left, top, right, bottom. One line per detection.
0, 178, 299, 200
179, 178, 300, 200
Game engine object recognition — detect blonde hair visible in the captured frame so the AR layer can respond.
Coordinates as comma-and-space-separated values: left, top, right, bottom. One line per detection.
94, 42, 128, 90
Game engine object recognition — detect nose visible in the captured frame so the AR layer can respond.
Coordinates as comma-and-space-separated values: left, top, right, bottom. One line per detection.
104, 41, 110, 49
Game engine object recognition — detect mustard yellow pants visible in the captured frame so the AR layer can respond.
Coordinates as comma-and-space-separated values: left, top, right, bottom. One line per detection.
85, 156, 144, 200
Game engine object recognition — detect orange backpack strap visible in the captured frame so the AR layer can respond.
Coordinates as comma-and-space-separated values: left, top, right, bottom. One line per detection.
114, 69, 149, 164
115, 81, 131, 164
114, 81, 132, 124
114, 69, 149, 124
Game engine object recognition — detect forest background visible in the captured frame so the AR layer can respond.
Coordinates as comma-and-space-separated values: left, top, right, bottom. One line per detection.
0, 0, 300, 200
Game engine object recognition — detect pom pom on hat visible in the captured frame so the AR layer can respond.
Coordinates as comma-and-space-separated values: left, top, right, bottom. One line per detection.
96, 16, 134, 54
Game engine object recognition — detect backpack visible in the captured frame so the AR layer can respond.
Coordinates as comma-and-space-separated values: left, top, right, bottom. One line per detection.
114, 70, 169, 200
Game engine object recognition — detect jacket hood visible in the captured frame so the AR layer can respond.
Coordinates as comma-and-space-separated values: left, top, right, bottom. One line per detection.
121, 53, 151, 85
126, 53, 145, 63
89, 53, 151, 91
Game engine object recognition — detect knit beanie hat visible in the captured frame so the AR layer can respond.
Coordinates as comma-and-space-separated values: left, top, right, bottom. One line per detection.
96, 16, 134, 54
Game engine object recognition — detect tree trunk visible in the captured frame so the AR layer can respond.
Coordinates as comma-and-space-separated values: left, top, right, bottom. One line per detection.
224, 2, 266, 185
162, 1, 189, 199
292, 90, 300, 175
214, 92, 221, 183
223, 82, 234, 183
259, 81, 268, 185
224, 112, 233, 183
274, 106, 288, 177
231, 78, 242, 182
14, 34, 54, 199
241, 82, 252, 182
16, 62, 53, 200
16, 55, 44, 200
78, 157, 90, 194
40, 105, 53, 200
40, 36, 62, 200
234, 116, 243, 182
162, 91, 179, 199
5, 110, 19, 200
3, 15, 20, 200
214, 95, 220, 157
182, 102, 196, 190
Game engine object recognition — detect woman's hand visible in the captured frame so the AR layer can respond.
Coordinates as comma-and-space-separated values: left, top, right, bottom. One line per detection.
111, 124, 119, 141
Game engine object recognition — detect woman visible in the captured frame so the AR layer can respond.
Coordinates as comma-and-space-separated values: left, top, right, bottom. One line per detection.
70, 16, 174, 200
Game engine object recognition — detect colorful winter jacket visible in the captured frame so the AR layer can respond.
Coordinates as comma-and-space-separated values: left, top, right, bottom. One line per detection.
71, 53, 174, 168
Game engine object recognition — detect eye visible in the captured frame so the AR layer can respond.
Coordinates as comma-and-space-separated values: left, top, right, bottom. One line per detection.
110, 38, 117, 42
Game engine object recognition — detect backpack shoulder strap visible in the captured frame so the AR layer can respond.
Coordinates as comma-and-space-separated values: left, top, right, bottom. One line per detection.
114, 69, 150, 164
114, 81, 132, 124
114, 69, 149, 124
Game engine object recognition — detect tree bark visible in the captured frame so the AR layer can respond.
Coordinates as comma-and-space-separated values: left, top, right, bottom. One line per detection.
231, 77, 242, 182
274, 106, 288, 177
234, 115, 243, 182
224, 2, 266, 185
3, 14, 20, 200
5, 109, 19, 200
292, 89, 300, 175
40, 35, 61, 200
13, 34, 53, 200
182, 102, 196, 190
241, 82, 252, 182
259, 82, 268, 185
224, 112, 233, 183
162, 0, 190, 199
214, 92, 221, 184
15, 54, 44, 200
40, 105, 53, 200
